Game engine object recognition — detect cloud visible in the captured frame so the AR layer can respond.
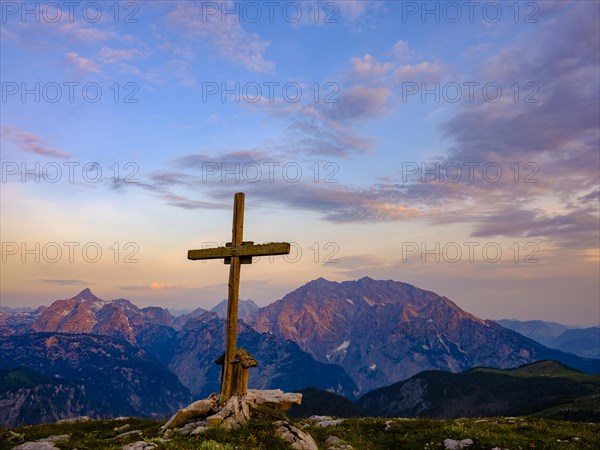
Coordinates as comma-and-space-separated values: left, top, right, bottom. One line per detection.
390, 40, 414, 61
98, 47, 145, 63
167, 57, 198, 88
471, 207, 599, 249
149, 281, 185, 290
334, 0, 383, 28
168, 2, 275, 73
109, 177, 230, 210
107, 4, 597, 255
121, 163, 429, 223
330, 254, 393, 279
394, 61, 445, 83
351, 54, 393, 80
3, 19, 116, 49
442, 4, 598, 161
337, 0, 370, 21
1, 125, 72, 159
58, 21, 116, 43
120, 282, 190, 290
257, 42, 443, 155
434, 2, 599, 248
348, 45, 444, 86
174, 150, 274, 169
64, 52, 100, 72
183, 41, 443, 160
326, 85, 391, 120
35, 279, 90, 286
281, 118, 374, 156
161, 191, 230, 210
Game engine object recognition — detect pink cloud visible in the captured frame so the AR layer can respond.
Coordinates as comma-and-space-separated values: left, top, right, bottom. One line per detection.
99, 47, 145, 63
1, 125, 71, 159
351, 54, 393, 80
394, 61, 445, 83
64, 52, 100, 72
58, 21, 115, 43
345, 42, 446, 100
337, 0, 369, 20
365, 202, 425, 220
391, 40, 414, 61
149, 281, 181, 290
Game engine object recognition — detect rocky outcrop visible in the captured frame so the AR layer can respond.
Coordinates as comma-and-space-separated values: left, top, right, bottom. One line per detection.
162, 394, 219, 429
205, 395, 251, 429
245, 389, 303, 411
10, 434, 70, 450
55, 416, 92, 424
122, 442, 157, 450
325, 435, 354, 450
274, 420, 318, 450
444, 438, 473, 449
11, 443, 57, 450
305, 415, 345, 427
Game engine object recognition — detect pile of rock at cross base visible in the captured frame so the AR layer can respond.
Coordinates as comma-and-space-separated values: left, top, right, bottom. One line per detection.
161, 389, 318, 450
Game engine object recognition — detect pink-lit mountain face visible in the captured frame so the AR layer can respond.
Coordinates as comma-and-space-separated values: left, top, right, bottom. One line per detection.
30, 288, 175, 345
251, 277, 598, 394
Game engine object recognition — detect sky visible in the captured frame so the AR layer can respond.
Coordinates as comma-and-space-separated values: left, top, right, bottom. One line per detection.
1, 1, 598, 326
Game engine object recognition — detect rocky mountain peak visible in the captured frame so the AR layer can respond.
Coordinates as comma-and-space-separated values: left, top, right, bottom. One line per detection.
211, 299, 259, 322
28, 292, 176, 346
181, 311, 220, 331
72, 288, 102, 303
109, 298, 140, 313
358, 276, 375, 283
312, 276, 332, 284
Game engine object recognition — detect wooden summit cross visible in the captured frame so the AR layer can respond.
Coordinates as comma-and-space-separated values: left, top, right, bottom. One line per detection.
187, 192, 290, 402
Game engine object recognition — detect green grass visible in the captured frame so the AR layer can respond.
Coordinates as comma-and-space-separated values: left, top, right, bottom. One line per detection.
1, 414, 599, 450
473, 361, 600, 384
305, 417, 600, 450
0, 417, 161, 450
0, 367, 51, 392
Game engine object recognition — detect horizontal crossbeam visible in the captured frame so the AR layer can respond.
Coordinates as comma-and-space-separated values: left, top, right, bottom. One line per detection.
225, 242, 253, 264
188, 242, 290, 261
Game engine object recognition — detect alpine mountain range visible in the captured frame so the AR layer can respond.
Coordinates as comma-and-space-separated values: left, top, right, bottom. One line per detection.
1, 277, 598, 426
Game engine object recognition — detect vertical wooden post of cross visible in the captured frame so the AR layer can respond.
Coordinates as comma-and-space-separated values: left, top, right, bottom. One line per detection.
221, 192, 244, 401
187, 192, 290, 403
